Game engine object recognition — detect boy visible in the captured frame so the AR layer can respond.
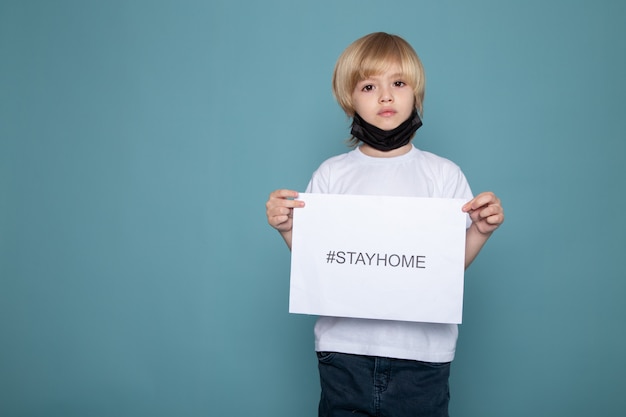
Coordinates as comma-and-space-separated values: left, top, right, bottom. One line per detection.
266, 32, 504, 417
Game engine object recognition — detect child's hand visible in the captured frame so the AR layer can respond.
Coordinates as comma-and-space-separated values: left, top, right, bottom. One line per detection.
462, 191, 504, 235
265, 189, 305, 233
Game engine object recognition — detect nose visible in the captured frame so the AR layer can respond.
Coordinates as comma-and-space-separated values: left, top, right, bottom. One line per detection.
379, 86, 393, 103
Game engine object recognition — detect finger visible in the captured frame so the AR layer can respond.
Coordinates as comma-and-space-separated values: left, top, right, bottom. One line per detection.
475, 204, 502, 222
266, 199, 304, 213
462, 192, 499, 212
486, 211, 505, 226
478, 203, 502, 218
267, 202, 301, 225
265, 199, 304, 217
469, 192, 496, 210
269, 189, 299, 200
475, 209, 505, 229
267, 189, 305, 210
268, 206, 293, 224
269, 214, 290, 226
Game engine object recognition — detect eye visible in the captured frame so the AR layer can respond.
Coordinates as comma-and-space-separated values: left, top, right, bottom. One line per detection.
361, 84, 374, 92
393, 81, 406, 87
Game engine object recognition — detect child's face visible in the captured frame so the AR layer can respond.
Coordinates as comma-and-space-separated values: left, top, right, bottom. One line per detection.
351, 63, 415, 131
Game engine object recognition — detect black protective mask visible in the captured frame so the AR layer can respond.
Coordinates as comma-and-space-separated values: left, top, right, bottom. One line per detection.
351, 110, 422, 152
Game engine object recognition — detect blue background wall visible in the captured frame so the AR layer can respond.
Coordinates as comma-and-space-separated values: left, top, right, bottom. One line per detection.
2, 1, 625, 416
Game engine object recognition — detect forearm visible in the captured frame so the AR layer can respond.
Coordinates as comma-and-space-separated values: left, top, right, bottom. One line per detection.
464, 223, 492, 269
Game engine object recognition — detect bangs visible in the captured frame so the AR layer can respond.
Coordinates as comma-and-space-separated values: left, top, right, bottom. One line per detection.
354, 38, 418, 86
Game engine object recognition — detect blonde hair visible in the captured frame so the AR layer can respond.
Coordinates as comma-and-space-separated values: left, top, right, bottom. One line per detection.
332, 32, 425, 117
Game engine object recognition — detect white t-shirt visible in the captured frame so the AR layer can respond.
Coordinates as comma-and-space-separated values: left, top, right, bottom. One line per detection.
305, 144, 473, 362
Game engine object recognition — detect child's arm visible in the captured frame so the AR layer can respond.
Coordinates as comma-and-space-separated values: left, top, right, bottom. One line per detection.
266, 189, 305, 250
462, 191, 505, 269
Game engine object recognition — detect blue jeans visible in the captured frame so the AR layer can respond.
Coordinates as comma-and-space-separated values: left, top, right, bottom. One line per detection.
317, 352, 450, 417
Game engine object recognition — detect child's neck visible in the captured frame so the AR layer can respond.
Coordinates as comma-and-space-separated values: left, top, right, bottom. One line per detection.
359, 143, 412, 158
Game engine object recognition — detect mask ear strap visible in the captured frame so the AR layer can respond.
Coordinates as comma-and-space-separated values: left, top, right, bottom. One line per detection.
414, 111, 423, 130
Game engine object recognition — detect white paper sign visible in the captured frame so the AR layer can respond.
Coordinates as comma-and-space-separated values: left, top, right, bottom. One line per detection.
289, 193, 467, 324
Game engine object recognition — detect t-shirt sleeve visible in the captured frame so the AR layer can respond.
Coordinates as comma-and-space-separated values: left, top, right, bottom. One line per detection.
440, 162, 473, 229
305, 163, 329, 194
453, 169, 473, 229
